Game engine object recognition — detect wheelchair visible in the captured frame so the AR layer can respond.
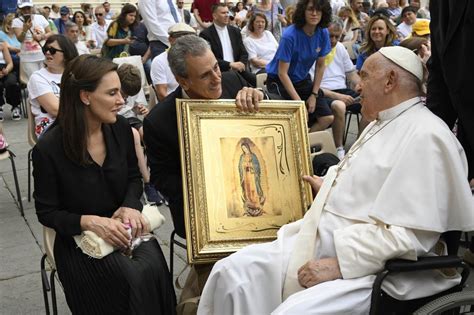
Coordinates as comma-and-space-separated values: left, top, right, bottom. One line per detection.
370, 231, 473, 314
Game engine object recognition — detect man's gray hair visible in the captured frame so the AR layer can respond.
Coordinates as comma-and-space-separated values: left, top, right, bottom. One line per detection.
65, 20, 78, 31
329, 16, 344, 31
168, 35, 210, 78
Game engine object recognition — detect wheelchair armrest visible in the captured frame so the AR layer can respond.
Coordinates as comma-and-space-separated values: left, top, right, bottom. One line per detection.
385, 255, 464, 272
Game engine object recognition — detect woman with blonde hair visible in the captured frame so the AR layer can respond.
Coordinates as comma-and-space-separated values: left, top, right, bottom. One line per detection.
0, 13, 21, 70
338, 6, 361, 59
356, 14, 399, 71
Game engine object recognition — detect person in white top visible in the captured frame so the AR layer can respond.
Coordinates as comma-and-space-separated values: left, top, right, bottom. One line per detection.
0, 42, 22, 121
72, 10, 94, 48
243, 13, 278, 74
397, 6, 417, 40
151, 23, 196, 102
90, 6, 110, 49
65, 21, 90, 55
49, 4, 61, 20
138, 0, 181, 59
198, 46, 474, 315
28, 35, 78, 137
13, 0, 52, 79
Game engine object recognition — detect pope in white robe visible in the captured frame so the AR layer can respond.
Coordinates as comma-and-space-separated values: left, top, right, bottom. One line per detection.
197, 47, 474, 314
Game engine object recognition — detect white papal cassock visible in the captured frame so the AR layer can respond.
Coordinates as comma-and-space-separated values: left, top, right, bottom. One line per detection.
197, 97, 474, 315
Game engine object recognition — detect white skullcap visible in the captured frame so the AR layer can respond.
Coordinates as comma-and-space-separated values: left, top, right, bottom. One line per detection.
379, 46, 423, 81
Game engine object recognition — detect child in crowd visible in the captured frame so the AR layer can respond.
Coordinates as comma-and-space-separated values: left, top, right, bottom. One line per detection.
116, 63, 166, 205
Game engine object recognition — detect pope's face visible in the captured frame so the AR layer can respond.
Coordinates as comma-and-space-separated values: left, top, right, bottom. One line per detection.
357, 54, 386, 121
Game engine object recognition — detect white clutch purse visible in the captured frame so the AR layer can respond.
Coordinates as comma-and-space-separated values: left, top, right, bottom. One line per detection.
73, 204, 165, 259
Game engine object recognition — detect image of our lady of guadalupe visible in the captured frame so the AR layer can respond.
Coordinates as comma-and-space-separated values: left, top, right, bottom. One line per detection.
238, 139, 266, 216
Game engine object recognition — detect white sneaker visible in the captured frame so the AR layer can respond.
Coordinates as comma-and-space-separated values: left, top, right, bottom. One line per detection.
336, 147, 345, 160
11, 107, 21, 121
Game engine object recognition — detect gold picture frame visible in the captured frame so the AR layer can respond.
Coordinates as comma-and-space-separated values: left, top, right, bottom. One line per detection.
177, 99, 313, 264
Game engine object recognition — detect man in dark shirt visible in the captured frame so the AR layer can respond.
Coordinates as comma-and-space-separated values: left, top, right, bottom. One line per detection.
144, 35, 263, 238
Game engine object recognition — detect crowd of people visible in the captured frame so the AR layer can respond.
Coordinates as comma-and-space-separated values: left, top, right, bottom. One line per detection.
0, 0, 473, 313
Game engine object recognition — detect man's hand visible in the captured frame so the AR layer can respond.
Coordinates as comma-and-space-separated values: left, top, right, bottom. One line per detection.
336, 93, 355, 106
306, 94, 317, 113
230, 61, 246, 72
112, 207, 149, 238
303, 175, 323, 196
297, 257, 342, 288
235, 87, 263, 112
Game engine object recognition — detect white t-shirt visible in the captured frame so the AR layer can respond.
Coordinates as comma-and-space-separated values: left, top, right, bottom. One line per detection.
118, 88, 147, 119
320, 42, 356, 90
12, 14, 49, 63
397, 22, 412, 40
28, 68, 62, 137
150, 51, 179, 97
90, 20, 111, 49
75, 41, 90, 55
243, 31, 278, 73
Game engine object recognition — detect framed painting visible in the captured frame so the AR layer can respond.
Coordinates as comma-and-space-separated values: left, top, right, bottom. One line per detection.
177, 99, 313, 264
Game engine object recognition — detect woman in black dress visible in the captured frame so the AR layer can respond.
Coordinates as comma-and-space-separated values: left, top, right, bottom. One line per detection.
33, 54, 176, 314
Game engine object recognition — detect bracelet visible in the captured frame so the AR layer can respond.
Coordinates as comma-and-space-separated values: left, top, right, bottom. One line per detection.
311, 91, 319, 98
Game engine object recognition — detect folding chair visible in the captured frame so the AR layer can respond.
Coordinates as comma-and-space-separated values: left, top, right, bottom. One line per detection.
256, 73, 267, 89
0, 149, 24, 216
112, 55, 148, 93
41, 226, 58, 315
19, 63, 29, 118
27, 101, 38, 202
343, 109, 360, 145
308, 130, 337, 159
169, 230, 187, 280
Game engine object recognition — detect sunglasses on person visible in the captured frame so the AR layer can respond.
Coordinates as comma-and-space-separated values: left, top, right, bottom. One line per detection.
95, 13, 103, 16
42, 46, 64, 55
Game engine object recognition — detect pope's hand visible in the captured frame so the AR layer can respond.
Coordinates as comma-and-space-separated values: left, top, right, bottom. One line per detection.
297, 257, 342, 288
303, 175, 323, 196
235, 86, 263, 112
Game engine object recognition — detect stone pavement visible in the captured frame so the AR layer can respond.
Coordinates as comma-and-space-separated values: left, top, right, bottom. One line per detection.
0, 106, 471, 314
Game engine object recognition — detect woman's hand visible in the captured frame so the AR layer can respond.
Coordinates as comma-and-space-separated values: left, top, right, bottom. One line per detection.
112, 207, 149, 238
81, 215, 131, 248
306, 94, 317, 113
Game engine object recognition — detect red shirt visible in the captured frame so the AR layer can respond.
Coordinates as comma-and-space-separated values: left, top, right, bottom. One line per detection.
192, 0, 219, 22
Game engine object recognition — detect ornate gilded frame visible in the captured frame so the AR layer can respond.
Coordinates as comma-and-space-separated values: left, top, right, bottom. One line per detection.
177, 99, 313, 264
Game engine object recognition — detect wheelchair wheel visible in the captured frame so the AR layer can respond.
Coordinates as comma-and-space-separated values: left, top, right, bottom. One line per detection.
413, 291, 474, 315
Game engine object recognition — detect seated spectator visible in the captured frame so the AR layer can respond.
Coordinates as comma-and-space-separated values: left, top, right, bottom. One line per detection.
28, 35, 78, 137
337, 6, 361, 60
349, 0, 369, 30
233, 1, 248, 27
65, 21, 89, 55
90, 5, 110, 49
39, 6, 58, 34
103, 1, 115, 20
32, 54, 176, 314
411, 18, 430, 39
13, 0, 52, 79
251, 0, 287, 42
102, 4, 138, 59
310, 19, 365, 158
80, 3, 93, 24
356, 14, 399, 71
72, 10, 94, 48
198, 46, 474, 315
176, 0, 198, 29
266, 0, 333, 132
396, 6, 417, 40
200, 3, 256, 87
151, 23, 196, 102
129, 15, 152, 83
386, 0, 401, 21
0, 42, 21, 121
144, 35, 264, 239
0, 14, 21, 73
116, 63, 166, 205
409, 0, 430, 20
54, 6, 70, 34
49, 4, 60, 19
284, 5, 295, 27
243, 13, 278, 74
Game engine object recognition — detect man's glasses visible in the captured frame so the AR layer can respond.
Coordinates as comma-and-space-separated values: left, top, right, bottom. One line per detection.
42, 46, 64, 55
95, 13, 103, 16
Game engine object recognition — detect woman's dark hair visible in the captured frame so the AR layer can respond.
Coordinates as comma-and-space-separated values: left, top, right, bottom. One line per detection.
72, 10, 89, 26
293, 0, 332, 29
57, 55, 118, 165
44, 34, 79, 68
248, 12, 268, 32
359, 14, 397, 56
116, 4, 138, 29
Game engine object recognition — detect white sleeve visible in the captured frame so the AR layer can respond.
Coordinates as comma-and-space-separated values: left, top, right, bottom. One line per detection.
27, 73, 56, 100
340, 45, 356, 73
243, 38, 257, 60
138, 0, 167, 39
334, 223, 440, 279
150, 57, 168, 85
35, 15, 50, 30
12, 18, 23, 29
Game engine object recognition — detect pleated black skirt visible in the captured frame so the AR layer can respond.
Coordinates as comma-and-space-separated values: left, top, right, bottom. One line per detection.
54, 235, 176, 315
